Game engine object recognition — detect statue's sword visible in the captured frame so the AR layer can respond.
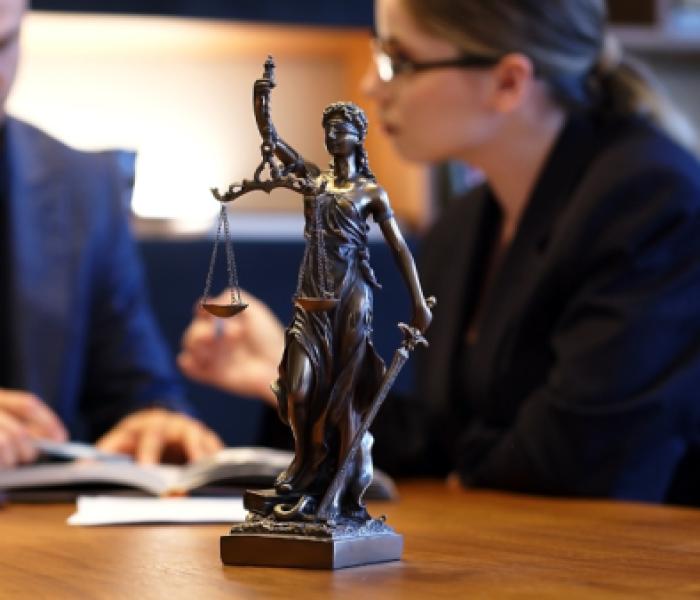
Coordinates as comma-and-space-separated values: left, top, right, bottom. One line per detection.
316, 296, 437, 521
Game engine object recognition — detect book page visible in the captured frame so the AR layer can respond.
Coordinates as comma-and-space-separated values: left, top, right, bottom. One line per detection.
68, 495, 246, 525
176, 447, 292, 492
0, 461, 182, 496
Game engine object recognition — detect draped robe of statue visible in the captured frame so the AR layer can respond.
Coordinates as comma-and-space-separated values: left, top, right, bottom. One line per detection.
274, 182, 387, 514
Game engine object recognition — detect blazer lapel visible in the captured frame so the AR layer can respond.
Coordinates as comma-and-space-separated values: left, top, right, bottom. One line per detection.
470, 115, 602, 401
417, 185, 498, 417
6, 118, 74, 405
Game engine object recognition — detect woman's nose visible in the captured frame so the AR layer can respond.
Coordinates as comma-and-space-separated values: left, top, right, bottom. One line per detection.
361, 60, 392, 110
360, 61, 380, 98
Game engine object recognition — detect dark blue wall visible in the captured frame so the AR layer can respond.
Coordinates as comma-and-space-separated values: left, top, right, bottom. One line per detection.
30, 1, 374, 27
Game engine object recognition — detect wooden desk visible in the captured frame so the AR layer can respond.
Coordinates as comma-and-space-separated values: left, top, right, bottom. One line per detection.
1, 482, 699, 599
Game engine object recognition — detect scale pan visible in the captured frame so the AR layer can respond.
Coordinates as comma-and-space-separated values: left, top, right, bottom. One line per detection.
201, 303, 249, 318
294, 296, 339, 312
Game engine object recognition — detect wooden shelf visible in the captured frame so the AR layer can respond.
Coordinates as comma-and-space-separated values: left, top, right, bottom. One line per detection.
614, 25, 700, 53
609, 0, 700, 53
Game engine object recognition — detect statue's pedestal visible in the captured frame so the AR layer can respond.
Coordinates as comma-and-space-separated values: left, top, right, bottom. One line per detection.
221, 489, 403, 569
220, 529, 403, 570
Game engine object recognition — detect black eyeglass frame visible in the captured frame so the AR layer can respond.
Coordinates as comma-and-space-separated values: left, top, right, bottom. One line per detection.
372, 38, 503, 82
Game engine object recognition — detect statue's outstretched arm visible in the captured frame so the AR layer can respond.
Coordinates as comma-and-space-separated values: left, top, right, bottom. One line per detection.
373, 188, 433, 333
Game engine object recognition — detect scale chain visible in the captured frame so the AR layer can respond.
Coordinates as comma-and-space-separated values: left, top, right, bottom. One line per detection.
201, 204, 242, 308
221, 203, 242, 304
202, 205, 224, 304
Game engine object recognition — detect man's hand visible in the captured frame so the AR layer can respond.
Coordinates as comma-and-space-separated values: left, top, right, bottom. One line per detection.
178, 290, 284, 406
95, 408, 223, 464
0, 389, 68, 468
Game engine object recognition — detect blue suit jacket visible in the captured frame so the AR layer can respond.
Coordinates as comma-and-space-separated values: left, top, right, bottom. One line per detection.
3, 118, 189, 440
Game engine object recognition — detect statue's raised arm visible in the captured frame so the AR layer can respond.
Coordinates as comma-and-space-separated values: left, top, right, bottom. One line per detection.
253, 58, 317, 179
212, 56, 321, 204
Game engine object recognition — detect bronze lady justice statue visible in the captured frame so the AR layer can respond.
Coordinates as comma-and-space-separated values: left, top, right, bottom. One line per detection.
214, 58, 432, 567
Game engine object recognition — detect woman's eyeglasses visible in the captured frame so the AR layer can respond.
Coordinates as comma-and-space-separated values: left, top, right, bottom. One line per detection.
372, 39, 502, 83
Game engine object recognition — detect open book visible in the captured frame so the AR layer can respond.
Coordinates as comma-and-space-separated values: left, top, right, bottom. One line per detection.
0, 446, 398, 502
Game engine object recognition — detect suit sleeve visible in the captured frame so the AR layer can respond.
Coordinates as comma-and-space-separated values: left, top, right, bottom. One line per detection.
78, 152, 192, 440
459, 168, 700, 501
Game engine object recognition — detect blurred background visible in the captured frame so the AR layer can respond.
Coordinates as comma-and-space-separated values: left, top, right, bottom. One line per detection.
13, 0, 700, 444
15, 0, 700, 230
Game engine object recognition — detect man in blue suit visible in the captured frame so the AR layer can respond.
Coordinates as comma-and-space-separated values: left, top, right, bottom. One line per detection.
0, 0, 222, 467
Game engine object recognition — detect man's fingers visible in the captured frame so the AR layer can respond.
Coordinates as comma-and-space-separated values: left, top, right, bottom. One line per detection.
0, 391, 67, 441
135, 426, 165, 465
96, 427, 136, 456
184, 342, 217, 366
176, 352, 210, 382
183, 317, 217, 343
162, 415, 207, 463
185, 318, 244, 352
0, 391, 40, 421
203, 430, 224, 454
180, 422, 223, 463
42, 403, 69, 441
0, 411, 38, 467
15, 434, 38, 464
155, 414, 224, 464
27, 409, 68, 442
181, 423, 205, 463
178, 324, 245, 380
194, 302, 217, 319
100, 409, 222, 466
0, 428, 19, 468
0, 436, 17, 468
180, 323, 223, 365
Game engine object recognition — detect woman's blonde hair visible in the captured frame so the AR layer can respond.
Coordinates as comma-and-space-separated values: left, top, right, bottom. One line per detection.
403, 0, 696, 149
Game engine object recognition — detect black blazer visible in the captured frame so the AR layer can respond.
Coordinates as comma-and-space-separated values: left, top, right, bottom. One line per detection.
374, 113, 700, 504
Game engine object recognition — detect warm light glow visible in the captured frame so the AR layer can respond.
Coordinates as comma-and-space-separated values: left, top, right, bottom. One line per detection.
7, 13, 354, 224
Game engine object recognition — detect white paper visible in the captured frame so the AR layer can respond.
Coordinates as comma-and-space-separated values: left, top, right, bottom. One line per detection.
68, 495, 246, 526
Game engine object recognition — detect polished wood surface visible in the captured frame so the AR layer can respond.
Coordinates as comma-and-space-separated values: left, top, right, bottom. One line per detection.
1, 482, 699, 599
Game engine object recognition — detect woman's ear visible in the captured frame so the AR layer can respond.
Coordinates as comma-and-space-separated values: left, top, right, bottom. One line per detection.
488, 53, 535, 113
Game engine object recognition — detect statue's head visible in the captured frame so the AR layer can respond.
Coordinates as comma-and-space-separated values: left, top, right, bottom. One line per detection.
321, 102, 375, 180
322, 102, 369, 142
